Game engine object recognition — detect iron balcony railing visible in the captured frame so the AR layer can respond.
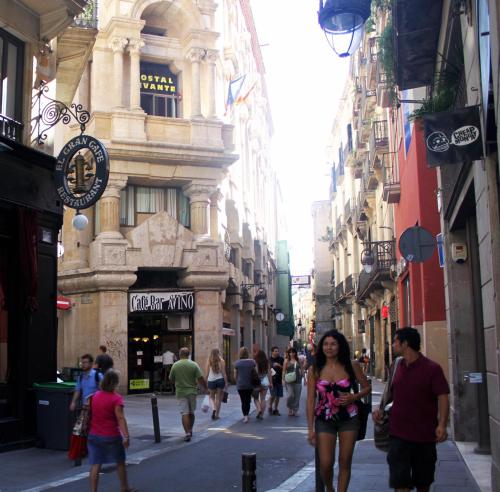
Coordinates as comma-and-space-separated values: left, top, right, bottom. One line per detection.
72, 0, 98, 28
344, 199, 352, 221
0, 114, 23, 142
357, 240, 396, 300
369, 120, 389, 165
335, 281, 344, 302
382, 152, 401, 203
344, 273, 356, 296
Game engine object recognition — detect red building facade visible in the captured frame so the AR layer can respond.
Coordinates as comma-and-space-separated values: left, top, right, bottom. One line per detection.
394, 117, 448, 372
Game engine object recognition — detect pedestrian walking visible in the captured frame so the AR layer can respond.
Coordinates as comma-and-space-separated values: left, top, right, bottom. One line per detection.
205, 348, 227, 420
70, 354, 103, 411
372, 327, 450, 492
234, 346, 257, 423
253, 350, 273, 420
269, 346, 284, 415
358, 348, 370, 375
169, 347, 207, 442
87, 370, 136, 492
95, 345, 114, 374
307, 329, 370, 492
284, 347, 303, 416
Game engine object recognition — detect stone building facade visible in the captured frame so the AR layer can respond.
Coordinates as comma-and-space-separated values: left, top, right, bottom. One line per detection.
57, 0, 284, 392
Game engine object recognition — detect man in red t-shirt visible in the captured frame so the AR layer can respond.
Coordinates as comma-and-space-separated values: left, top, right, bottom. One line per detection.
373, 327, 450, 492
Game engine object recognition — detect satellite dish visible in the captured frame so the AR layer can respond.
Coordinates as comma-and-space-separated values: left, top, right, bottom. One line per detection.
399, 226, 436, 263
276, 312, 285, 322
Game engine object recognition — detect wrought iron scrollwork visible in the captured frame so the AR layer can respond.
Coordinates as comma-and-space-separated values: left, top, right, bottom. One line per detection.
31, 82, 91, 145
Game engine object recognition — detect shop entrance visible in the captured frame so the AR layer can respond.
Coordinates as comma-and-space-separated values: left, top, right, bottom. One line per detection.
128, 313, 193, 393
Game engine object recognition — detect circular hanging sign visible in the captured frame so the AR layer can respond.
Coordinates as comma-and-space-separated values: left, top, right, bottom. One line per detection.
55, 135, 109, 209
276, 312, 285, 322
399, 226, 436, 263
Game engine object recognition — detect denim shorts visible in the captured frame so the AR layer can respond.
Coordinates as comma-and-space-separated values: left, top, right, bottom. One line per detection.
315, 416, 360, 434
87, 434, 125, 465
208, 378, 225, 390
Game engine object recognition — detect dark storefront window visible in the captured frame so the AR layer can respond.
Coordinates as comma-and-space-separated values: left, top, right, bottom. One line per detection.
128, 313, 193, 393
119, 185, 190, 228
140, 62, 180, 118
0, 29, 24, 141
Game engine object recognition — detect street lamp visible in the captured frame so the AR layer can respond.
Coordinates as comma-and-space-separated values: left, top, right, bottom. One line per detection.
318, 0, 371, 58
72, 210, 88, 231
360, 245, 375, 274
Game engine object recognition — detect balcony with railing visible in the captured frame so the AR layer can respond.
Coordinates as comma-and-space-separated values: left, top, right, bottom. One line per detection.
0, 114, 23, 142
382, 153, 401, 203
344, 199, 353, 224
369, 120, 389, 166
344, 273, 356, 296
356, 190, 369, 223
366, 37, 379, 88
356, 240, 396, 301
376, 59, 392, 108
363, 155, 378, 192
334, 281, 345, 303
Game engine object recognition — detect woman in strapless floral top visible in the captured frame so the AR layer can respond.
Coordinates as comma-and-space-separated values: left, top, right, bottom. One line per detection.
306, 330, 370, 492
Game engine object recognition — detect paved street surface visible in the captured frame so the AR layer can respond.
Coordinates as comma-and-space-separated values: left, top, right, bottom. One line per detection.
0, 381, 480, 492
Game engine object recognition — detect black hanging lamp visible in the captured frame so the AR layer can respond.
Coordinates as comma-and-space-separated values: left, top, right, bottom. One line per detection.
318, 0, 371, 58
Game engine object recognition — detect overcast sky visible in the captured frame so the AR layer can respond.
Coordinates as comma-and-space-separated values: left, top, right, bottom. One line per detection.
251, 0, 349, 275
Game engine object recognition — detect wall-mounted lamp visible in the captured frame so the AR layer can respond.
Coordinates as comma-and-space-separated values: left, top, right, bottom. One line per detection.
72, 210, 88, 231
360, 245, 375, 274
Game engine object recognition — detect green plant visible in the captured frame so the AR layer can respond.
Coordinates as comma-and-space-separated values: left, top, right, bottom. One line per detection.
365, 16, 375, 33
378, 20, 398, 105
408, 68, 462, 121
373, 0, 392, 11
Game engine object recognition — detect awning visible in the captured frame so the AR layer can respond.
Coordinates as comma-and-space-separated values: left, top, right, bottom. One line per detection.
394, 0, 443, 90
57, 295, 72, 310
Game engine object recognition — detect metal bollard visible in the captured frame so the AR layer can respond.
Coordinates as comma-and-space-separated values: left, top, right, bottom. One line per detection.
151, 394, 161, 443
242, 452, 257, 492
315, 446, 325, 492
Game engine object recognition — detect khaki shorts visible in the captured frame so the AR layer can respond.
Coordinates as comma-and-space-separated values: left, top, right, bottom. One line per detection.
177, 394, 197, 415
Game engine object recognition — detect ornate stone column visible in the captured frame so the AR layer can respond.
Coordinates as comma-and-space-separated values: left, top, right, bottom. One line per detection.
184, 183, 216, 238
187, 48, 204, 118
205, 49, 218, 119
97, 177, 127, 239
109, 37, 127, 109
210, 189, 223, 241
128, 38, 145, 111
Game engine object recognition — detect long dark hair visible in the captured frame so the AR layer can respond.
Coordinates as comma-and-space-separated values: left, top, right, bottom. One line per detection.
255, 350, 269, 374
313, 330, 355, 382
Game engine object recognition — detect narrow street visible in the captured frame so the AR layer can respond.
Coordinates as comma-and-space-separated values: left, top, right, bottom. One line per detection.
5, 382, 475, 492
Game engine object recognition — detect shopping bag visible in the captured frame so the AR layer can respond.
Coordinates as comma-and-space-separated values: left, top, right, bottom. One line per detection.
201, 395, 210, 413
222, 390, 229, 403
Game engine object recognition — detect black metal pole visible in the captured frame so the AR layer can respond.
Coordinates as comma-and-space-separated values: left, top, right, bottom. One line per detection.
242, 453, 257, 492
315, 446, 324, 492
151, 394, 161, 443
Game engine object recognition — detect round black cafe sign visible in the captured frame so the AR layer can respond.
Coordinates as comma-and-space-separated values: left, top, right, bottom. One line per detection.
55, 135, 109, 209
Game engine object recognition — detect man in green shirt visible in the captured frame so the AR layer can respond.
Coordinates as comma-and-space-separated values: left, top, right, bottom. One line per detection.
169, 347, 207, 442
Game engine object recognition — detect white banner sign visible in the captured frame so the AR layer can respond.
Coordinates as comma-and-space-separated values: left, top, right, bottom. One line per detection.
291, 275, 311, 286
130, 292, 194, 313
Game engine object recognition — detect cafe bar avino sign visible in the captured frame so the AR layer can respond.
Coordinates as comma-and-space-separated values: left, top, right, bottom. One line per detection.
130, 292, 195, 313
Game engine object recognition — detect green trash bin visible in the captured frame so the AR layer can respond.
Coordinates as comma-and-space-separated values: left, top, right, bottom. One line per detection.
34, 382, 76, 450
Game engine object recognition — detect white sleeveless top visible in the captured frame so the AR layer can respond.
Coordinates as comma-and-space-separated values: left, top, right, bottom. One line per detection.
208, 364, 224, 381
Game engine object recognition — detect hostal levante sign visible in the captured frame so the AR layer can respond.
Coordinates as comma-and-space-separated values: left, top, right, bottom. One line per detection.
140, 62, 177, 95
130, 292, 194, 313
